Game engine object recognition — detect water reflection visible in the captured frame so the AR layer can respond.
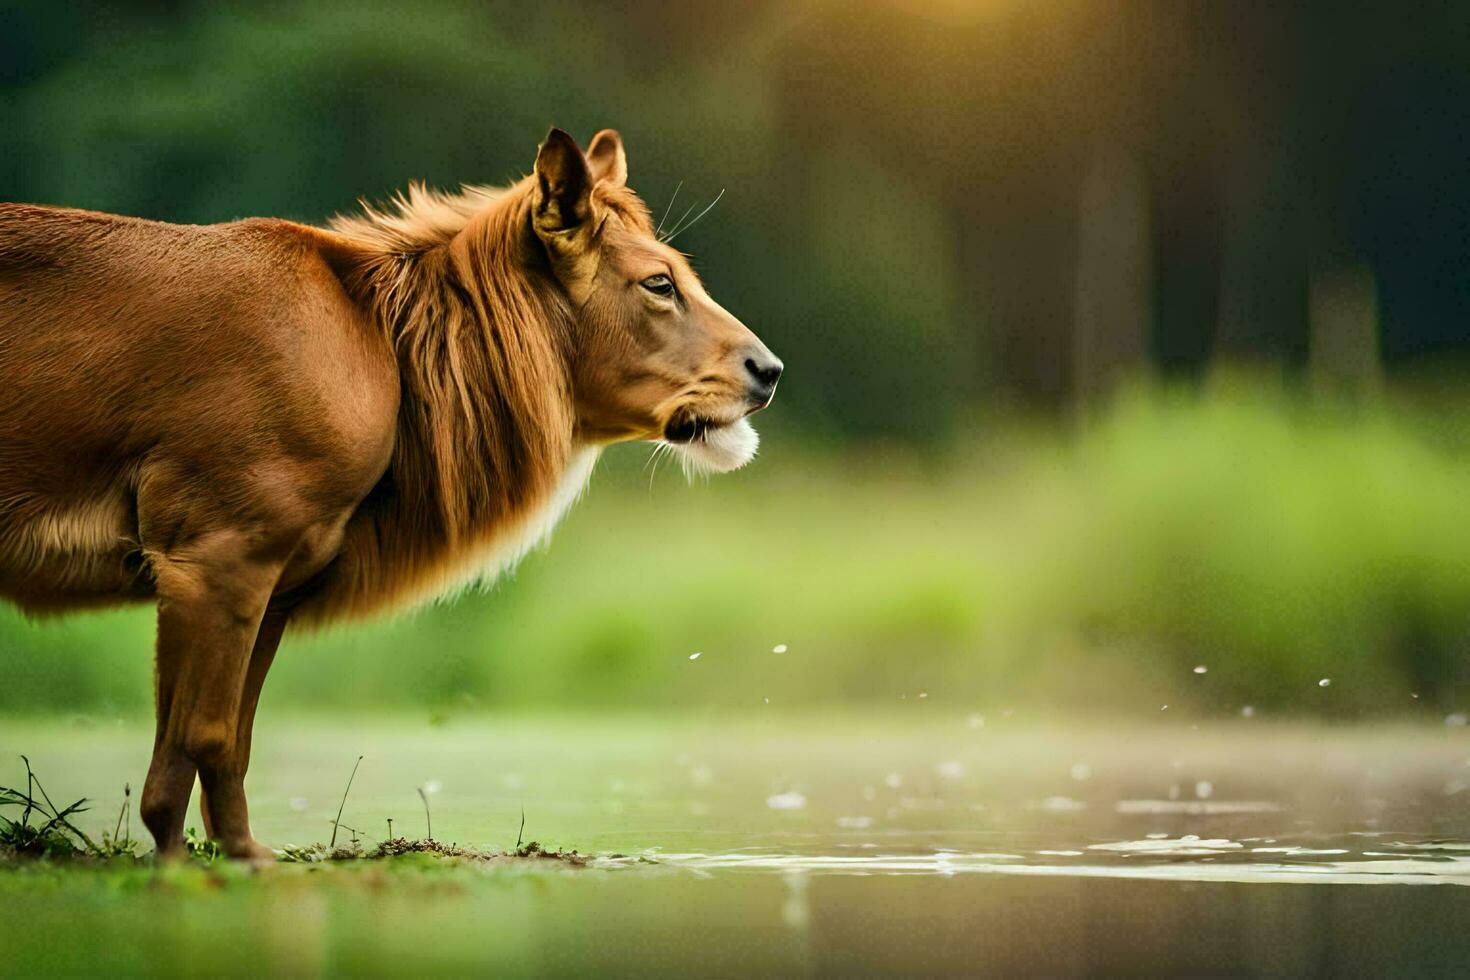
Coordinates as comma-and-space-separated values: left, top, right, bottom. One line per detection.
607, 833, 1470, 885
7, 715, 1470, 889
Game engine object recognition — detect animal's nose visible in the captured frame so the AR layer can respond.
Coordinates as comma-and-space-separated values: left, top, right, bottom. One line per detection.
744, 354, 783, 395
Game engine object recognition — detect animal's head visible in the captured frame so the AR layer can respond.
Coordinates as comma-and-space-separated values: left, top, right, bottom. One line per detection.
528, 128, 782, 473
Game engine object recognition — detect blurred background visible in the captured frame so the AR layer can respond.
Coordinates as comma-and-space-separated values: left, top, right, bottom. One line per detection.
2, 0, 1468, 721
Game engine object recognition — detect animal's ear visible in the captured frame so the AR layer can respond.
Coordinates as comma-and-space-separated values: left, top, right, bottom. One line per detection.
586, 129, 627, 188
532, 127, 593, 236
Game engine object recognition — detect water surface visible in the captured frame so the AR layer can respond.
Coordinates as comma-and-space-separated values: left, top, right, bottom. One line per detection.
4, 714, 1470, 974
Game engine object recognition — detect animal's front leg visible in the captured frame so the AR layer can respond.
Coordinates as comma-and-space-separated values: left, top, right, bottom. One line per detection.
140, 534, 283, 861
197, 609, 289, 861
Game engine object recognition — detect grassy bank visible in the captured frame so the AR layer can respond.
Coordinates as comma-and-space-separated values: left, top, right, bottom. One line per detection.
2, 388, 1468, 718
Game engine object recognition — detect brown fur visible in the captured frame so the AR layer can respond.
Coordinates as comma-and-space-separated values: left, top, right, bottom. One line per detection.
306, 180, 579, 620
0, 129, 781, 859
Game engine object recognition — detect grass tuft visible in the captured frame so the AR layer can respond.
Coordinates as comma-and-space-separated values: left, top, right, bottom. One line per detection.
182, 828, 222, 864
2, 757, 590, 870
0, 756, 126, 860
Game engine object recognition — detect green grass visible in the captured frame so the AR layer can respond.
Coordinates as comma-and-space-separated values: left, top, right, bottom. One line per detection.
0, 756, 119, 859
1, 386, 1468, 718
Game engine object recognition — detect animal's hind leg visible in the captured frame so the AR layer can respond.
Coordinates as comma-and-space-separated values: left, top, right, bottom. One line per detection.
139, 533, 283, 860
197, 609, 288, 858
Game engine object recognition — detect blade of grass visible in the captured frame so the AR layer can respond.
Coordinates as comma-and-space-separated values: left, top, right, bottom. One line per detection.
26, 763, 100, 854
113, 783, 130, 845
21, 756, 35, 828
329, 755, 364, 850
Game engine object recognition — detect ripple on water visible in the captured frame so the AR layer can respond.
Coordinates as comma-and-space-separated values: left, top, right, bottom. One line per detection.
1089, 836, 1242, 855
1114, 799, 1283, 815
612, 840, 1470, 886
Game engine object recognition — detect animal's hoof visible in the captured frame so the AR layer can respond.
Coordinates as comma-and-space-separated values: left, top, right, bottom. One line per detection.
225, 839, 278, 865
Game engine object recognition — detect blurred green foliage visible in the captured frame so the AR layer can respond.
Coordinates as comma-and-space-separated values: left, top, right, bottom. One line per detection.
2, 2, 1469, 716
3, 390, 1467, 719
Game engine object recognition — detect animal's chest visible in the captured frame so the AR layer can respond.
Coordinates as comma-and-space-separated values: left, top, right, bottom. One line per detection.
431, 447, 600, 602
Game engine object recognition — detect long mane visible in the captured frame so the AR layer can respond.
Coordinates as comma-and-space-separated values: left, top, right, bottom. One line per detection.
298, 180, 579, 621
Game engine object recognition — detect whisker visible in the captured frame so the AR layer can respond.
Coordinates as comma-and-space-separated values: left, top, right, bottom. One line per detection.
648, 442, 672, 492
654, 180, 683, 238
659, 200, 700, 243
663, 188, 726, 245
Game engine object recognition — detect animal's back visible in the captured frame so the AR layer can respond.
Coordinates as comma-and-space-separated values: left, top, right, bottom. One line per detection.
0, 203, 396, 611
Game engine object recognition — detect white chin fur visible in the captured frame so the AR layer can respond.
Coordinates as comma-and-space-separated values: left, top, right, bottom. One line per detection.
672, 418, 759, 475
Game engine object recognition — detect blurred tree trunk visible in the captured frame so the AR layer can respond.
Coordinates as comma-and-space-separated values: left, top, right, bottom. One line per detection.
1212, 140, 1310, 373
952, 173, 1079, 413
1309, 263, 1382, 400
1147, 149, 1222, 382
1072, 146, 1151, 411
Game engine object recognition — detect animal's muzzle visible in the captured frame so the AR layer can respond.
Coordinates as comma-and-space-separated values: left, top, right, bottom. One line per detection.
743, 351, 783, 412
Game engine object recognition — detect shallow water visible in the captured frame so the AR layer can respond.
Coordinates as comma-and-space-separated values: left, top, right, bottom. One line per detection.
8, 713, 1470, 881
5, 714, 1470, 974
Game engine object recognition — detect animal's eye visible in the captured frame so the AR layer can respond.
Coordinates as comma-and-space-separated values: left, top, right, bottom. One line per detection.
640, 274, 675, 298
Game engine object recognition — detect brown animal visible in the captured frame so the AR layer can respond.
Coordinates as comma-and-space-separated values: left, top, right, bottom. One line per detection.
0, 129, 781, 859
